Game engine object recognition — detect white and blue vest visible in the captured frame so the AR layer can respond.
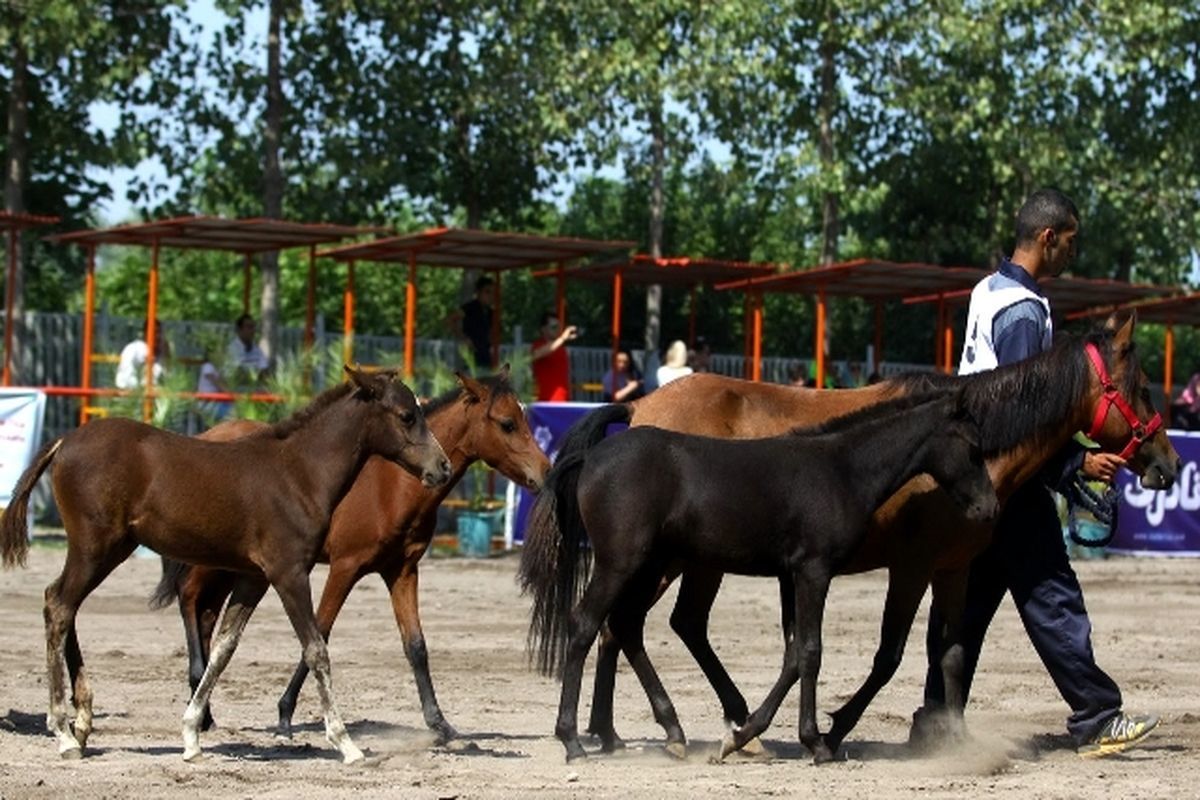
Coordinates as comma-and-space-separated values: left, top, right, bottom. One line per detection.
959, 268, 1052, 376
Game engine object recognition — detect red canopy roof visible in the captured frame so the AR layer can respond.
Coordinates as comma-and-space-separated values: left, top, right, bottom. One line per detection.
47, 215, 387, 253
318, 227, 635, 269
537, 253, 779, 287
714, 258, 988, 299
0, 211, 60, 231
1067, 291, 1200, 325
903, 272, 1177, 315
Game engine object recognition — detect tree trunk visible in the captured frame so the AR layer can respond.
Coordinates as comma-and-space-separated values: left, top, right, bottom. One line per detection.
260, 0, 284, 364
644, 95, 665, 359
818, 2, 839, 266
5, 16, 29, 382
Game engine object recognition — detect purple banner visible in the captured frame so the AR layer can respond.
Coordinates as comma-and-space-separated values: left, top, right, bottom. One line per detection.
1110, 430, 1200, 556
513, 402, 616, 545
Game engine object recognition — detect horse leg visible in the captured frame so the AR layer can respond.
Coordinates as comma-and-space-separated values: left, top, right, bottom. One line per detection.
276, 560, 362, 739
181, 575, 268, 761
44, 536, 135, 758
270, 567, 364, 764
178, 568, 230, 732
556, 567, 631, 762
824, 564, 931, 754
585, 623, 624, 751
587, 561, 682, 752
608, 568, 687, 759
379, 561, 457, 744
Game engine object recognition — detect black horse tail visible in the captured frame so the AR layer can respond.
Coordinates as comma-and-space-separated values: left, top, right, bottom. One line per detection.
1, 438, 62, 568
518, 403, 630, 677
149, 556, 191, 610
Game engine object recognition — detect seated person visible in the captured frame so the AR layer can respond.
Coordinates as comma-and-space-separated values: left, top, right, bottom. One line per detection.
656, 340, 693, 387
602, 349, 644, 402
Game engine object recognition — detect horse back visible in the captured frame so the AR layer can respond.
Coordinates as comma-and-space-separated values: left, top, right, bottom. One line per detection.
630, 373, 903, 438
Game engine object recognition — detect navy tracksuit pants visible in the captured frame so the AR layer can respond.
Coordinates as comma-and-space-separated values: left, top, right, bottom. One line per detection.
923, 480, 1122, 743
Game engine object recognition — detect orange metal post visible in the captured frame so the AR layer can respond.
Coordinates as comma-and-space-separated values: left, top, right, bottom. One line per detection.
1165, 323, 1175, 426
491, 270, 502, 368
943, 299, 954, 372
242, 253, 252, 313
404, 251, 417, 378
2, 227, 15, 385
610, 270, 622, 379
304, 245, 316, 349
556, 262, 566, 325
688, 285, 698, 348
815, 287, 827, 389
873, 300, 884, 368
343, 259, 356, 366
751, 292, 763, 383
934, 296, 945, 372
144, 238, 161, 421
79, 246, 96, 425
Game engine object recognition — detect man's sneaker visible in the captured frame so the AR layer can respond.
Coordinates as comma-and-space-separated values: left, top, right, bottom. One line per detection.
1077, 712, 1159, 758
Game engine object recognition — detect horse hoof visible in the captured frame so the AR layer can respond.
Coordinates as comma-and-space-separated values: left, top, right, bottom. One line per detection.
599, 735, 625, 754
665, 741, 687, 760
740, 736, 765, 757
342, 746, 366, 765
812, 744, 835, 765
182, 747, 202, 763
718, 733, 739, 760
59, 745, 83, 760
565, 744, 588, 763
275, 721, 293, 740
433, 721, 459, 744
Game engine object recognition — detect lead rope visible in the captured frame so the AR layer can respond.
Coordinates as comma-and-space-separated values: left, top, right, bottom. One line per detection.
1065, 472, 1120, 547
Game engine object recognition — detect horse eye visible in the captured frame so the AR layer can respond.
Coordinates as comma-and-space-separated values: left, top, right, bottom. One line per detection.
399, 411, 415, 426
500, 418, 516, 434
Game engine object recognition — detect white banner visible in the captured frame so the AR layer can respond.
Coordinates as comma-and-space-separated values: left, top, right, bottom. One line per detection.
0, 388, 47, 509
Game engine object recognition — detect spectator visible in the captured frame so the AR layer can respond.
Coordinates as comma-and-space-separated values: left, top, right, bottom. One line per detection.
226, 314, 270, 385
602, 349, 644, 402
195, 345, 232, 424
115, 320, 169, 389
1171, 371, 1200, 431
656, 340, 693, 387
690, 335, 712, 373
448, 276, 495, 371
530, 311, 578, 402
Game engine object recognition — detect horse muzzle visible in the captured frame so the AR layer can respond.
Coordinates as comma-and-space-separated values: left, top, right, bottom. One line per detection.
1139, 457, 1180, 491
422, 458, 453, 488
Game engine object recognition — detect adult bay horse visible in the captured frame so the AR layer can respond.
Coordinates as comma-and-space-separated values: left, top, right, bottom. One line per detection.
571, 314, 1179, 759
0, 367, 451, 764
520, 389, 1000, 762
151, 368, 549, 742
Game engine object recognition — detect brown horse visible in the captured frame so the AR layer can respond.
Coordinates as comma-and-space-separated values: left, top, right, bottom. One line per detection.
151, 367, 550, 742
0, 367, 451, 764
572, 314, 1178, 759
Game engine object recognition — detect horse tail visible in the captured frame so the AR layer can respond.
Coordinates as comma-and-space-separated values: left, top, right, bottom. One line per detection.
149, 556, 191, 610
1, 438, 62, 568
519, 403, 628, 677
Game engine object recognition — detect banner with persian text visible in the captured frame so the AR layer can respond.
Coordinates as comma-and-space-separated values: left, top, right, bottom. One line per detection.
0, 388, 48, 510
1110, 430, 1200, 556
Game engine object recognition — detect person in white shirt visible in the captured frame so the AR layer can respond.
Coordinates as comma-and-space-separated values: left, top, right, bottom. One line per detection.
226, 314, 270, 384
656, 340, 693, 387
115, 321, 168, 389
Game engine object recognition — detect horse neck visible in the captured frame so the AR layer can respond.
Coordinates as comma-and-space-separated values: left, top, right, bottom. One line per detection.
417, 396, 476, 508
829, 401, 953, 517
279, 393, 376, 513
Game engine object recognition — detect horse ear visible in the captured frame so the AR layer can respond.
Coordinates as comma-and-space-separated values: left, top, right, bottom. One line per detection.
498, 362, 511, 381
344, 364, 383, 398
1108, 310, 1136, 350
455, 371, 486, 403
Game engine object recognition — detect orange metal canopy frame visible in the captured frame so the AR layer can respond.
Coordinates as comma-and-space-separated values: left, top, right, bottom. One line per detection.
532, 254, 779, 373
316, 227, 636, 376
2, 211, 62, 386
716, 259, 989, 384
1068, 291, 1198, 423
46, 216, 387, 423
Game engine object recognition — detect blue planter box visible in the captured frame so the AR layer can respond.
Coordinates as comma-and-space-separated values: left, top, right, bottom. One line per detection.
457, 509, 503, 557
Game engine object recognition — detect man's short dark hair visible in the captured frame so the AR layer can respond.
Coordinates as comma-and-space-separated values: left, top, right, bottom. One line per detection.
540, 310, 557, 327
235, 313, 255, 328
475, 275, 494, 293
1015, 188, 1079, 245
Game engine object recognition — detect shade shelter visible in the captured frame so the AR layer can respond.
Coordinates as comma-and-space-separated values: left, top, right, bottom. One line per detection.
316, 228, 636, 376
46, 216, 385, 422
1068, 292, 1198, 422
533, 254, 779, 375
716, 259, 989, 384
2, 211, 62, 385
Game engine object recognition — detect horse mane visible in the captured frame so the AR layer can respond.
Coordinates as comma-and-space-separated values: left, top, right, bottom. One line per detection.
787, 390, 953, 438
885, 328, 1136, 456
422, 372, 517, 417
251, 381, 356, 440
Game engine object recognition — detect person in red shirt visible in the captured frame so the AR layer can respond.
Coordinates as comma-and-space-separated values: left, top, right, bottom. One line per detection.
531, 311, 578, 402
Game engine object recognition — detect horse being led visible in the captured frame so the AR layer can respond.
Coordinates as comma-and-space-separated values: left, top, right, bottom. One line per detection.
0, 367, 451, 764
520, 389, 999, 762
568, 314, 1179, 760
151, 367, 550, 741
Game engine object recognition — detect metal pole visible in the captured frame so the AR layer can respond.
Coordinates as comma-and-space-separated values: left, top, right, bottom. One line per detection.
144, 238, 160, 422
343, 259, 355, 367
405, 251, 417, 378
751, 292, 763, 382
3, 227, 17, 386
304, 245, 316, 349
79, 245, 96, 424
815, 287, 826, 388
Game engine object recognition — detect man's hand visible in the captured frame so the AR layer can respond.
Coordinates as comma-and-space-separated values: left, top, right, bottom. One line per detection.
1082, 451, 1125, 483
558, 325, 579, 344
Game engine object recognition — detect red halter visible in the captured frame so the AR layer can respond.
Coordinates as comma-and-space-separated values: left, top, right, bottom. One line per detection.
1084, 342, 1162, 461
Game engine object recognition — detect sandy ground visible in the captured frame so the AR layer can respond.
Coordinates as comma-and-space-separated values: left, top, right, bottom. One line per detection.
1, 540, 1198, 800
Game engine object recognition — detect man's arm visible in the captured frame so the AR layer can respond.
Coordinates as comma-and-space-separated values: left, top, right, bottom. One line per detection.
531, 326, 577, 361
